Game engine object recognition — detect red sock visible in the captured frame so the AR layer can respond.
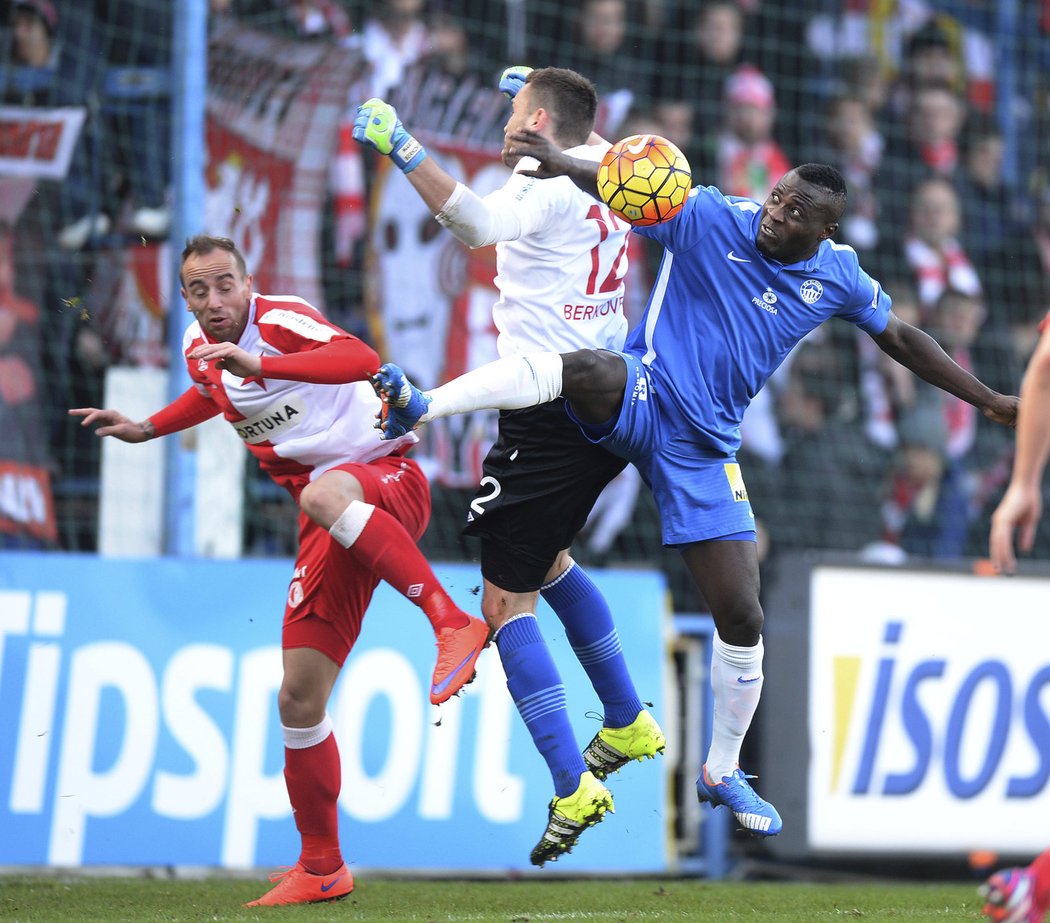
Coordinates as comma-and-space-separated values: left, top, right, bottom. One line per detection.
341, 505, 469, 631
285, 733, 343, 876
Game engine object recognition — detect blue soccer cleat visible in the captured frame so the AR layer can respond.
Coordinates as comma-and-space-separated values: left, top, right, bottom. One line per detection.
979, 867, 1038, 923
696, 765, 782, 837
372, 363, 432, 439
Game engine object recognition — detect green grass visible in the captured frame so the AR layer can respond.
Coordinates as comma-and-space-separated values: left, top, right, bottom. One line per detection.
0, 874, 988, 922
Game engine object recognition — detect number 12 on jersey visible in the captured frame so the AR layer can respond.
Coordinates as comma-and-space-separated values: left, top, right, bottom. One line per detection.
586, 204, 630, 296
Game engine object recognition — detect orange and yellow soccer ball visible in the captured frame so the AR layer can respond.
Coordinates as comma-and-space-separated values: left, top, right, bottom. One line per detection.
597, 134, 691, 227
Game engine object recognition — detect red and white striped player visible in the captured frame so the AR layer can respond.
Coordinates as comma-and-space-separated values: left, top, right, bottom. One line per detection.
71, 235, 489, 906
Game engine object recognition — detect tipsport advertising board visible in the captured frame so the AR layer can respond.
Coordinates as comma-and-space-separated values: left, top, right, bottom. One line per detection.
0, 554, 670, 872
807, 566, 1049, 855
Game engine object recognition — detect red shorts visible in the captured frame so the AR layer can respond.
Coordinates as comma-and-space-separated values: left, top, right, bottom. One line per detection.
282, 455, 431, 666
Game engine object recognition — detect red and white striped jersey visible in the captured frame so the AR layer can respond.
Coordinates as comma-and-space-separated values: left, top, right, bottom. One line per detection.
181, 294, 415, 491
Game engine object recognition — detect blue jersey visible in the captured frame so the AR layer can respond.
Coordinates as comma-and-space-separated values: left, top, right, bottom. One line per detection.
627, 184, 891, 456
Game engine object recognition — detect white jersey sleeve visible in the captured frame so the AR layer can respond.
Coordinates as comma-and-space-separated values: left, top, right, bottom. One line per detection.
435, 182, 525, 248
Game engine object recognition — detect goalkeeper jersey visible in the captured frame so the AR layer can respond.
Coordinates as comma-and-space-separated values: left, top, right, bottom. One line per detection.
630, 184, 892, 456
484, 142, 630, 357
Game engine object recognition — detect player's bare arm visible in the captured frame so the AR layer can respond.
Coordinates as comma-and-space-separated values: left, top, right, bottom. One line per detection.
989, 322, 1050, 573
403, 157, 458, 214
507, 129, 600, 198
68, 407, 155, 442
871, 311, 1019, 427
989, 484, 1042, 574
189, 341, 262, 378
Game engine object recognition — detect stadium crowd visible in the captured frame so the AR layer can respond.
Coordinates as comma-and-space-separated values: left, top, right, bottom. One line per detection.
1, 0, 1049, 602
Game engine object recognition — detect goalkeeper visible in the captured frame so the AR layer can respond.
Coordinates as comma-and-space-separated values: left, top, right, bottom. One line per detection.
354, 67, 664, 868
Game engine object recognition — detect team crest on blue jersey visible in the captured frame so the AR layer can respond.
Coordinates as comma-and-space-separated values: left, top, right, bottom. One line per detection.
800, 279, 823, 304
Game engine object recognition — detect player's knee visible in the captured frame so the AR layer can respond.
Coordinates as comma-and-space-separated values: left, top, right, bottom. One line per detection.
299, 476, 358, 529
563, 349, 615, 388
480, 588, 537, 633
562, 349, 624, 422
481, 608, 508, 633
277, 682, 327, 727
298, 480, 328, 523
716, 602, 764, 647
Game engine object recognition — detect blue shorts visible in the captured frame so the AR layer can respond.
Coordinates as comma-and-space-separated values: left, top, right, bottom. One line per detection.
567, 353, 757, 547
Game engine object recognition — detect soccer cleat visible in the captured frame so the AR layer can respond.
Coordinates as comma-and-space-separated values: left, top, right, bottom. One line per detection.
530, 771, 614, 867
244, 862, 353, 907
583, 709, 667, 780
372, 363, 432, 440
431, 616, 490, 705
979, 868, 1038, 923
696, 765, 783, 837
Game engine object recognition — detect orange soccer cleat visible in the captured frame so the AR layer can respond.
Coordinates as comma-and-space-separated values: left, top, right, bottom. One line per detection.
430, 616, 490, 705
245, 862, 354, 907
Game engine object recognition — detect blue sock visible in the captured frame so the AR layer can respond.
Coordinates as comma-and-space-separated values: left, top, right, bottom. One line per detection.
542, 562, 643, 729
496, 614, 587, 797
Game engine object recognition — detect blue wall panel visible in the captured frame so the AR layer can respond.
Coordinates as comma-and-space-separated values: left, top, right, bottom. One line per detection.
0, 553, 669, 872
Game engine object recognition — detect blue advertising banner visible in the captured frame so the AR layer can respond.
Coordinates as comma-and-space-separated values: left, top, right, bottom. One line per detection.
0, 553, 670, 873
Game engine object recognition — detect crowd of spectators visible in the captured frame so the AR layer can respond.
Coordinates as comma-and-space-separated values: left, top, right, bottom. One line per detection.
0, 0, 176, 548
2, 0, 1050, 593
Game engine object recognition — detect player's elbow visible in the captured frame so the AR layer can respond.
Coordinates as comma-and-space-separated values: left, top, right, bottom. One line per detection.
872, 314, 911, 358
435, 182, 517, 248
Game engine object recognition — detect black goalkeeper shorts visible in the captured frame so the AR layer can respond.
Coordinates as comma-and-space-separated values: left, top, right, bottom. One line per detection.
463, 399, 627, 593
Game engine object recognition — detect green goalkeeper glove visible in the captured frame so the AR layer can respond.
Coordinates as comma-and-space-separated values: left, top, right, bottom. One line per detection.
353, 97, 427, 173
499, 65, 533, 100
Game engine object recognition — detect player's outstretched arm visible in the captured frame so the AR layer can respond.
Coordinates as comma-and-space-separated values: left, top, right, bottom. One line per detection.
352, 97, 457, 214
69, 407, 154, 443
71, 388, 221, 441
871, 312, 1018, 426
355, 93, 522, 249
506, 129, 601, 199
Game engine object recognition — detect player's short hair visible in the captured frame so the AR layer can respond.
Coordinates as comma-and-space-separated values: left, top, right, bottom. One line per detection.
180, 235, 248, 280
795, 163, 848, 221
525, 67, 597, 147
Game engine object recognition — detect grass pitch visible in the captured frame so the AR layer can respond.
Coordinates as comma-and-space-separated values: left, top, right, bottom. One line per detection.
0, 873, 987, 922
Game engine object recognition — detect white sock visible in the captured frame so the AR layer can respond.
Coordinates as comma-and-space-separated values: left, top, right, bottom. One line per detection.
705, 633, 764, 780
282, 713, 334, 749
425, 352, 563, 421
329, 500, 374, 548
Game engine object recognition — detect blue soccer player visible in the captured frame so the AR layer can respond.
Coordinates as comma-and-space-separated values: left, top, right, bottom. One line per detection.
372, 142, 1019, 838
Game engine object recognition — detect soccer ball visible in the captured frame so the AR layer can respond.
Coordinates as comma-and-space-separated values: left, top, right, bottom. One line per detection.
597, 134, 691, 227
